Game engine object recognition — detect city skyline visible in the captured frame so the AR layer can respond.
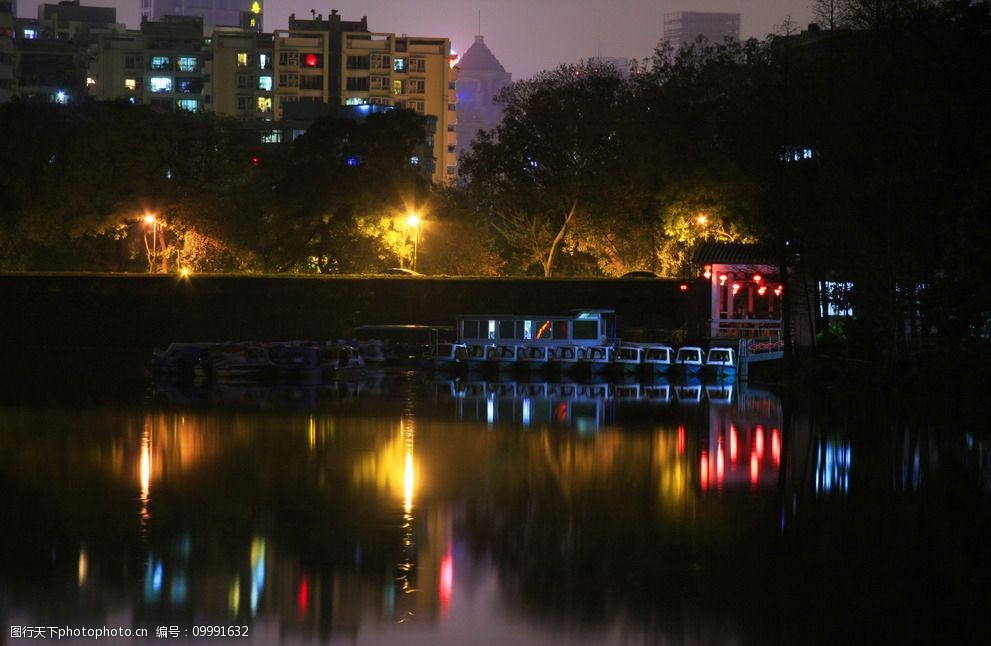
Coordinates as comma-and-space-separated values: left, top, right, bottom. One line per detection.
14, 0, 811, 78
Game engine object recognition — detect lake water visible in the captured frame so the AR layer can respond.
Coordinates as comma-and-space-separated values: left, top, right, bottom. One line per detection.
1, 368, 989, 645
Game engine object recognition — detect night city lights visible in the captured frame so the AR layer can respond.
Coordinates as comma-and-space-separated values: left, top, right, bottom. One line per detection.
1, 1, 990, 645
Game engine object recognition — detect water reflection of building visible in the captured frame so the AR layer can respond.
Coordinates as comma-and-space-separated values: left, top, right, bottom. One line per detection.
701, 385, 784, 494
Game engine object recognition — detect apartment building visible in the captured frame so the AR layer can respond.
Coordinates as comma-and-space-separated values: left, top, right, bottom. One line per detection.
89, 15, 204, 112
339, 31, 457, 183
0, 0, 12, 102
206, 26, 273, 120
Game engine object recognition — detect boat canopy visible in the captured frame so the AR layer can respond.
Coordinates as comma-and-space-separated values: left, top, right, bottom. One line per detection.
457, 310, 614, 346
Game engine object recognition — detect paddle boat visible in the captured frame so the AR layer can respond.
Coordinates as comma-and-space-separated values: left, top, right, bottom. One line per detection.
704, 346, 738, 377
673, 346, 705, 375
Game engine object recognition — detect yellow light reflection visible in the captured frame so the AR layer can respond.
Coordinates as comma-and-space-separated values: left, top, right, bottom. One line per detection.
140, 427, 151, 522
403, 451, 414, 514
229, 576, 241, 614
78, 545, 88, 588
308, 416, 316, 451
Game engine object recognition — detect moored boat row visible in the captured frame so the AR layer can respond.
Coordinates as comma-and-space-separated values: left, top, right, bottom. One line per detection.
430, 341, 737, 378
153, 340, 367, 384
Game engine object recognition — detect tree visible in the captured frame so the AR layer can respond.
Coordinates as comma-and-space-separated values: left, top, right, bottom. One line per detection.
261, 109, 432, 273
459, 62, 627, 276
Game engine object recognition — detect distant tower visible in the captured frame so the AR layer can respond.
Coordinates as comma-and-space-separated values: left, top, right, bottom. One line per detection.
141, 0, 263, 33
455, 34, 511, 158
663, 11, 740, 50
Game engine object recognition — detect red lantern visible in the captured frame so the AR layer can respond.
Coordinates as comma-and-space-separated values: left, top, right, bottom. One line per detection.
753, 273, 762, 283
732, 283, 741, 294
679, 283, 688, 292
703, 265, 712, 279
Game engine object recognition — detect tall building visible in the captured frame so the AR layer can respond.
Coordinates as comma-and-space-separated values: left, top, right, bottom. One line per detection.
454, 34, 510, 159
663, 11, 740, 50
140, 0, 263, 33
88, 15, 204, 112
16, 1, 122, 104
0, 0, 14, 102
205, 26, 273, 119
338, 30, 457, 182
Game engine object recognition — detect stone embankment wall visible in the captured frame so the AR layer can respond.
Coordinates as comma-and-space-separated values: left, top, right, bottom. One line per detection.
0, 274, 709, 349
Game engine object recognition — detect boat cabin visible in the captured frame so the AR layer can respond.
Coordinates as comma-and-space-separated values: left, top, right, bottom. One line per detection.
457, 310, 616, 347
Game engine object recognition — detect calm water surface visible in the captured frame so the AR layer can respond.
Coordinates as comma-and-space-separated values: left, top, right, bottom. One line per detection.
1, 368, 989, 645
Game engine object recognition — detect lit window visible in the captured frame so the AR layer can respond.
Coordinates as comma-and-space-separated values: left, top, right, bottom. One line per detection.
258, 75, 272, 91
176, 99, 198, 112
259, 53, 270, 69
261, 130, 282, 144
124, 78, 137, 91
150, 56, 172, 70
392, 79, 404, 95
251, 1, 261, 14
237, 52, 248, 67
177, 56, 197, 72
410, 155, 420, 166
86, 77, 96, 88
345, 97, 366, 105
394, 57, 406, 72
257, 96, 272, 112
149, 77, 173, 93
23, 28, 37, 39
52, 90, 70, 104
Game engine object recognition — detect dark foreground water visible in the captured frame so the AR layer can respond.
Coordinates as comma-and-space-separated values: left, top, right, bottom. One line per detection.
1, 367, 989, 645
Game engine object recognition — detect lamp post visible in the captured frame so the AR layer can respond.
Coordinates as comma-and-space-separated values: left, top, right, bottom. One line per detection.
144, 213, 158, 273
407, 213, 421, 272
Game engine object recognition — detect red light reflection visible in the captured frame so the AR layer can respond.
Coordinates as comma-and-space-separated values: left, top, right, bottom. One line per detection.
716, 440, 725, 485
750, 451, 759, 486
298, 575, 310, 615
700, 451, 709, 492
439, 550, 453, 613
678, 425, 685, 455
729, 425, 738, 464
771, 428, 781, 466
755, 425, 765, 460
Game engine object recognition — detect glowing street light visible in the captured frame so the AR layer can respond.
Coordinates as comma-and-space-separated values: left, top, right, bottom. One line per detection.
144, 214, 159, 273
407, 213, 421, 272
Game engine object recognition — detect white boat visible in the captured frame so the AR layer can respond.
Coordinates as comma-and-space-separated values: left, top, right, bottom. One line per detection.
674, 346, 704, 375
612, 343, 643, 375
486, 344, 521, 372
517, 345, 551, 375
704, 346, 738, 377
548, 345, 581, 374
578, 345, 615, 375
640, 344, 674, 375
430, 342, 468, 371
464, 343, 492, 371
320, 344, 366, 380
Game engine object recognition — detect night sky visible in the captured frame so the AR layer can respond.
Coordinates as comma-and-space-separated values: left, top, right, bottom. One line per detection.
17, 0, 812, 78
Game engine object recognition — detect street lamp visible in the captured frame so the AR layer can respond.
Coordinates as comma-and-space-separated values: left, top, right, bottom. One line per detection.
144, 213, 158, 273
407, 213, 421, 272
